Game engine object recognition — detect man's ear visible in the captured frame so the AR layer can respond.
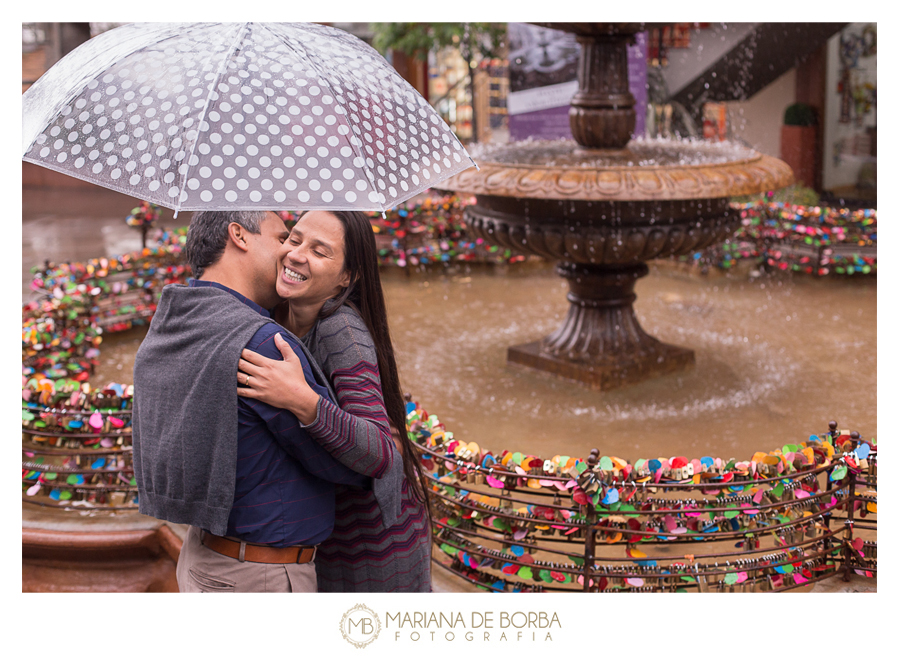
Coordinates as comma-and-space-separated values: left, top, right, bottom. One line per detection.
227, 222, 251, 252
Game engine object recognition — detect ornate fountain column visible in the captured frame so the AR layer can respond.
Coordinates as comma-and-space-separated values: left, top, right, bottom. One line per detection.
569, 31, 636, 149
443, 23, 793, 390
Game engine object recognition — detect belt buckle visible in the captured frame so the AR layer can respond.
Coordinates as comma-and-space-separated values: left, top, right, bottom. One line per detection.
299, 545, 317, 564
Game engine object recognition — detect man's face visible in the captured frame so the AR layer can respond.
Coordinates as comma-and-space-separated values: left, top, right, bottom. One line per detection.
245, 211, 290, 309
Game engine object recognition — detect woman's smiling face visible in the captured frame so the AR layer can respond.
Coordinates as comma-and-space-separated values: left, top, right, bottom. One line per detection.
276, 211, 351, 305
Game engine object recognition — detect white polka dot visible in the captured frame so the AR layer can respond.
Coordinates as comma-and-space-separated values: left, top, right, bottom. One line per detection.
200, 190, 213, 202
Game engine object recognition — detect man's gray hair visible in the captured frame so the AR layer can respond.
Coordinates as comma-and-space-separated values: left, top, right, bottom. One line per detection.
184, 211, 269, 277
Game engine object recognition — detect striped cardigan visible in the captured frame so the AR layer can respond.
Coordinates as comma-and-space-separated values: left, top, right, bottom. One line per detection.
302, 303, 431, 592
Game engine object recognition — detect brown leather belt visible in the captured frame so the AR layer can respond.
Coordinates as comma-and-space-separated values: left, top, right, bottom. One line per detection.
201, 532, 317, 564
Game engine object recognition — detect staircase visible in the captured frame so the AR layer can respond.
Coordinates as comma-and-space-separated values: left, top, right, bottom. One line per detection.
661, 23, 847, 124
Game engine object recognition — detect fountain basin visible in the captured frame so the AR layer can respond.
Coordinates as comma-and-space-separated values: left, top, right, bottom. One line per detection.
450, 139, 793, 202
443, 139, 793, 390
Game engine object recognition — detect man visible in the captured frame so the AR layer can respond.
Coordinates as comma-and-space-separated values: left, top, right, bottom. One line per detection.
132, 210, 370, 593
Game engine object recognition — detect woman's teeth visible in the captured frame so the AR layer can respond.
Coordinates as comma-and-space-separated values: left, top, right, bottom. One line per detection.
284, 267, 307, 282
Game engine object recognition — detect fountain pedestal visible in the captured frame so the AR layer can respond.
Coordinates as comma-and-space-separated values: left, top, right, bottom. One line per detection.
508, 262, 694, 389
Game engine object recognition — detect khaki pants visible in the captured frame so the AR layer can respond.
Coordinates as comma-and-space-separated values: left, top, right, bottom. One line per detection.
176, 526, 317, 593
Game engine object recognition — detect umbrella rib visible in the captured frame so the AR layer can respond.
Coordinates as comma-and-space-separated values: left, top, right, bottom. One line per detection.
174, 22, 252, 216
265, 24, 384, 211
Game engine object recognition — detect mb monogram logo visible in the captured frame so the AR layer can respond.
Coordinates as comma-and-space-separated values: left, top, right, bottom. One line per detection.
340, 604, 382, 648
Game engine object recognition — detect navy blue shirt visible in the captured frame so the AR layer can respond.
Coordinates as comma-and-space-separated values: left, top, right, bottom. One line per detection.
189, 280, 370, 547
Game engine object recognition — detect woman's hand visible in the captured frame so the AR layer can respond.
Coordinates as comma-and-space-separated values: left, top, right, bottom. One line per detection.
237, 333, 320, 425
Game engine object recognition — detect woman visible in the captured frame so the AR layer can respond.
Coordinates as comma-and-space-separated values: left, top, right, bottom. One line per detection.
235, 210, 432, 592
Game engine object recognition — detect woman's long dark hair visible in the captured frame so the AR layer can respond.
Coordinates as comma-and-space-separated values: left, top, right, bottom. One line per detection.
314, 210, 432, 523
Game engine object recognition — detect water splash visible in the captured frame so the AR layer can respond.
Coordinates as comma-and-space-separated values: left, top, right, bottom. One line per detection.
469, 136, 758, 169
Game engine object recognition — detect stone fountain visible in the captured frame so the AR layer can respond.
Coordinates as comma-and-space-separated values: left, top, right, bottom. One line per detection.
444, 23, 793, 390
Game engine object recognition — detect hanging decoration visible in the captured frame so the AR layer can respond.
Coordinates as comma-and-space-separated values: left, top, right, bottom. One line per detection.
685, 199, 876, 276
405, 401, 876, 593
125, 201, 162, 249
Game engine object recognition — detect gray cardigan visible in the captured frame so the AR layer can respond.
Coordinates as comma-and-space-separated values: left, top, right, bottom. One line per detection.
302, 303, 404, 527
131, 283, 331, 535
302, 303, 431, 592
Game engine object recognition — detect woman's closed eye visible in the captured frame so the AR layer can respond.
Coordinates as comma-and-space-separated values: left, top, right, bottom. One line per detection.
306, 243, 331, 258
290, 237, 323, 253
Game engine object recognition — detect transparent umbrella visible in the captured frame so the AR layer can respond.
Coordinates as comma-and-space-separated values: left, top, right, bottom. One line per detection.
22, 22, 477, 215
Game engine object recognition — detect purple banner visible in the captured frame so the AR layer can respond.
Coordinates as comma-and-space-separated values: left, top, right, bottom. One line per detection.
509, 106, 572, 141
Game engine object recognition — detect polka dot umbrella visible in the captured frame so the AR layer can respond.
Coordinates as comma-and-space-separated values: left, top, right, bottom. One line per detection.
22, 22, 478, 215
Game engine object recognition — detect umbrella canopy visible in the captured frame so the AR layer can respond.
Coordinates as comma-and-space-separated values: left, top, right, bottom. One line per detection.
22, 22, 476, 214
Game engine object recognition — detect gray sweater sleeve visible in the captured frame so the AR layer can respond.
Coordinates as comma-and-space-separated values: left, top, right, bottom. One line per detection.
303, 305, 405, 525
303, 307, 398, 479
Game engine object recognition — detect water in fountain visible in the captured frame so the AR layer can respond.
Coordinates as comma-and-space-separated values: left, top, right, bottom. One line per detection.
467, 136, 759, 168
